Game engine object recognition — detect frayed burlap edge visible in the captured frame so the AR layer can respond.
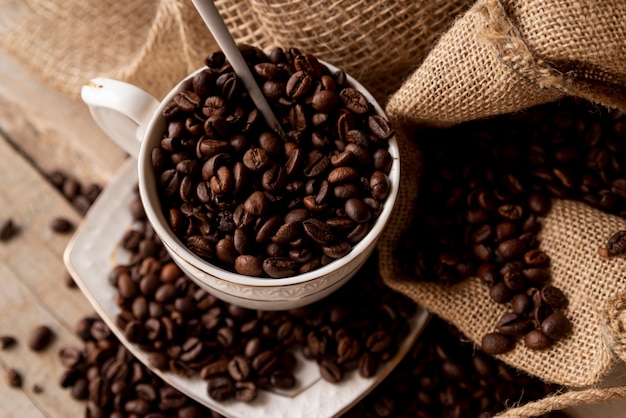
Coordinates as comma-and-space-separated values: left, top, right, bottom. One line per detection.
477, 0, 626, 113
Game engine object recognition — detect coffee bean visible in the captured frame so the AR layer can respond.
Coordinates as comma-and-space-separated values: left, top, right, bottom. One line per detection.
28, 325, 54, 351
50, 217, 74, 233
6, 368, 22, 388
206, 376, 234, 401
319, 359, 343, 382
0, 335, 17, 349
481, 332, 514, 354
606, 229, 626, 256
234, 255, 264, 276
495, 313, 532, 337
339, 87, 369, 115
524, 329, 553, 350
263, 257, 298, 278
540, 312, 572, 340
345, 198, 371, 223
541, 285, 568, 308
0, 218, 18, 241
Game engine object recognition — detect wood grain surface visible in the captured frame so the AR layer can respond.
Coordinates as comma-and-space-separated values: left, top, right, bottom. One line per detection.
0, 49, 625, 418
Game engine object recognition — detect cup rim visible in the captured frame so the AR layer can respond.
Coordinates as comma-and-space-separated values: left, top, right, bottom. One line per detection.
137, 59, 400, 288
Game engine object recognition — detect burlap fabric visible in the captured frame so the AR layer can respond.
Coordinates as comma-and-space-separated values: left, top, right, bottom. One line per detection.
3, 0, 626, 416
387, 0, 626, 127
379, 0, 626, 415
0, 0, 472, 103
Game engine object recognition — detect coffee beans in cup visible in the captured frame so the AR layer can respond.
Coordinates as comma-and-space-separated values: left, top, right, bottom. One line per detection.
151, 46, 395, 278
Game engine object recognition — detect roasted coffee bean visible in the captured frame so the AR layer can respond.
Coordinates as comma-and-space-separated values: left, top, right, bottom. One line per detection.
481, 332, 514, 355
302, 218, 336, 244
234, 255, 264, 276
319, 359, 343, 383
339, 88, 369, 115
345, 198, 371, 223
206, 376, 234, 401
0, 218, 18, 241
263, 257, 298, 278
50, 217, 74, 233
606, 229, 626, 256
28, 325, 54, 351
6, 368, 22, 388
228, 355, 251, 381
0, 335, 17, 349
540, 312, 572, 341
286, 71, 313, 99
541, 285, 568, 308
524, 329, 553, 350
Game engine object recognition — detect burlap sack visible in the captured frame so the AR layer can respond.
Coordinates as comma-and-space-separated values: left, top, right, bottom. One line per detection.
0, 0, 472, 104
4, 0, 626, 415
386, 0, 626, 127
380, 0, 626, 415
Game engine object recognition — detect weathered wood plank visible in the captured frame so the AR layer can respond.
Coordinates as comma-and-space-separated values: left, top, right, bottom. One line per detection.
0, 260, 84, 417
0, 49, 127, 186
0, 136, 95, 329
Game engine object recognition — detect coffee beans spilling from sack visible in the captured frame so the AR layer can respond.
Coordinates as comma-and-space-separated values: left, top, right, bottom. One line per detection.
399, 99, 626, 354
152, 46, 394, 278
346, 315, 568, 418
111, 191, 414, 402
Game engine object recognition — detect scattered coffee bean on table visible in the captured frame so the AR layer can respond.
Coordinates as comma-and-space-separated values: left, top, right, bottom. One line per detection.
152, 46, 395, 277
6, 368, 22, 388
400, 99, 626, 353
0, 335, 17, 349
27, 325, 54, 351
0, 218, 19, 242
48, 169, 102, 216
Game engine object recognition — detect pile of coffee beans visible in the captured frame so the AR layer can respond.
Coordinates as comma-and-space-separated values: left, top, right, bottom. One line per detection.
345, 315, 568, 418
57, 314, 569, 418
152, 46, 395, 278
399, 98, 626, 353
109, 190, 414, 402
58, 316, 215, 418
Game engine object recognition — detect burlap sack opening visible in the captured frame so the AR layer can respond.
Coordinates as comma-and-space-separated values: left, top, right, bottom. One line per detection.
379, 0, 626, 414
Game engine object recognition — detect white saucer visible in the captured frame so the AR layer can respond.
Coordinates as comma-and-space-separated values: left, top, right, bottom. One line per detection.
64, 159, 430, 418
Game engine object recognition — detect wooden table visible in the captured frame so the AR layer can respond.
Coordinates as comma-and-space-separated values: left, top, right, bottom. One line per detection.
1, 50, 626, 417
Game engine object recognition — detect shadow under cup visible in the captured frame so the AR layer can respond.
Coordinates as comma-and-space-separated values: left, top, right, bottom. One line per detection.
136, 63, 401, 311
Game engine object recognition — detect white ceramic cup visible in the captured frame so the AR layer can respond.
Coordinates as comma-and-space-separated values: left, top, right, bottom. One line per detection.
81, 59, 400, 310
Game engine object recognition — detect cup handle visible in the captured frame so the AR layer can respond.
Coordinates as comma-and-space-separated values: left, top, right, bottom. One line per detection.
81, 78, 160, 158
